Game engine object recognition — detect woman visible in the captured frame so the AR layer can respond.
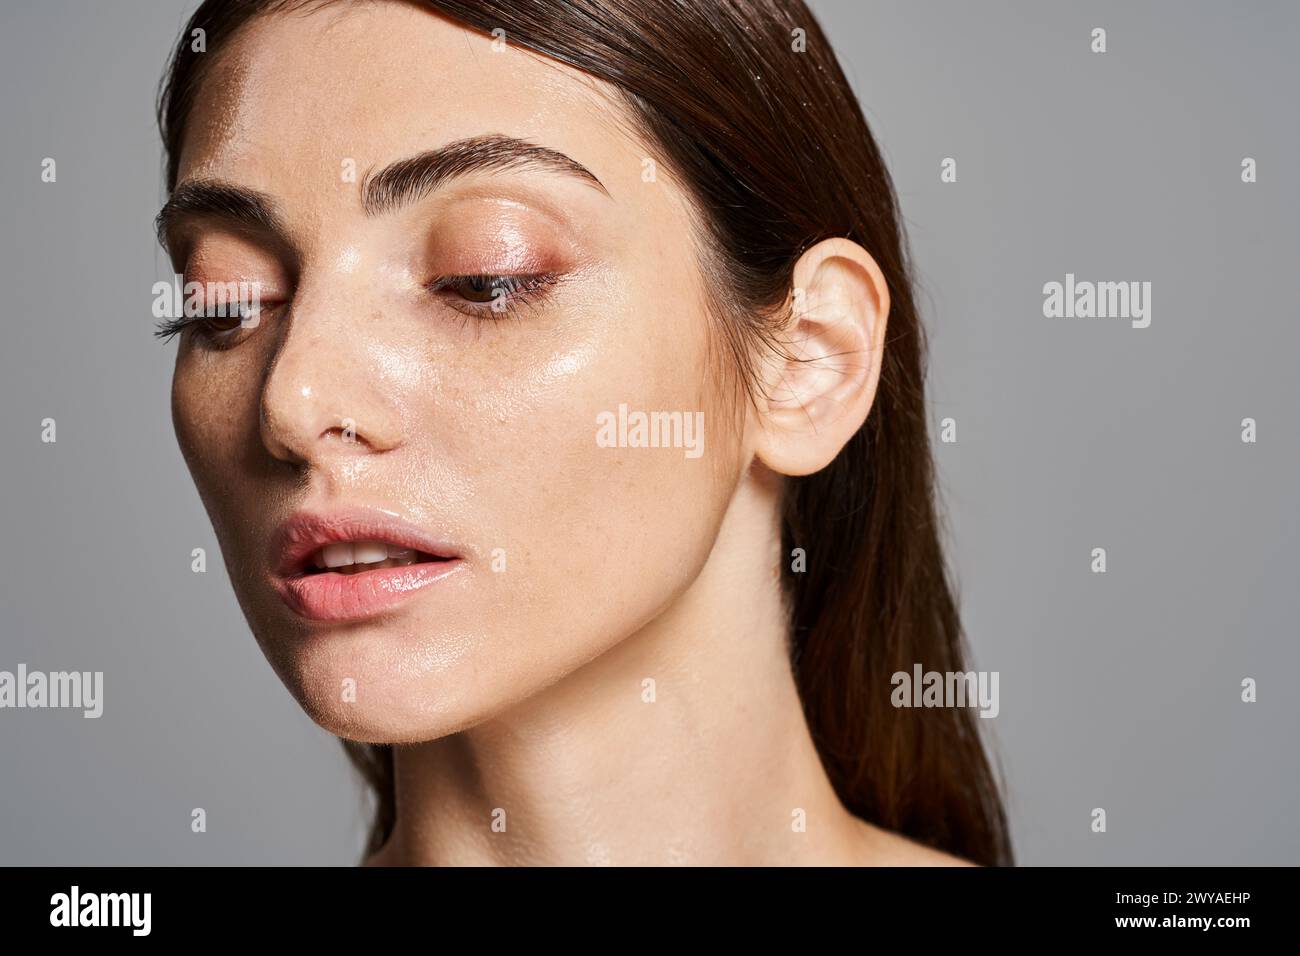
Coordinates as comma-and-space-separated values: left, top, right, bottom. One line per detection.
154, 0, 1012, 866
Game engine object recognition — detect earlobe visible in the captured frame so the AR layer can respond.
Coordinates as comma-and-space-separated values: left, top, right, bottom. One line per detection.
754, 237, 890, 477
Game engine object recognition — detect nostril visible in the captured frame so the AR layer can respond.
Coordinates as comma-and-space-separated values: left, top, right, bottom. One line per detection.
323, 418, 374, 449
319, 415, 402, 453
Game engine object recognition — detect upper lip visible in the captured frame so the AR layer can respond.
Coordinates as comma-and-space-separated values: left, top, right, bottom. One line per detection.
270, 507, 462, 577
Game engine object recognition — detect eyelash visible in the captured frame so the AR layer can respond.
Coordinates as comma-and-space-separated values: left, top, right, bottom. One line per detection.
153, 272, 561, 345
425, 272, 561, 320
153, 302, 267, 347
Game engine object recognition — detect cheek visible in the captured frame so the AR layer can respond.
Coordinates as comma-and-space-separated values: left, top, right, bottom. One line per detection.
170, 350, 263, 523
435, 285, 737, 639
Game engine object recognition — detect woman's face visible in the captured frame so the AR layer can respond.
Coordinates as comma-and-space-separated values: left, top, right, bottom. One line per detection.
164, 2, 749, 742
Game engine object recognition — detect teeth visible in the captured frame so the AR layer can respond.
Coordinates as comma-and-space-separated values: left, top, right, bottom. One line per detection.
322, 542, 354, 568
310, 541, 424, 572
353, 541, 388, 564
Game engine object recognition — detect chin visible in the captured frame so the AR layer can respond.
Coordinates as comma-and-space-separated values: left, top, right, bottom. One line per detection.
250, 610, 503, 744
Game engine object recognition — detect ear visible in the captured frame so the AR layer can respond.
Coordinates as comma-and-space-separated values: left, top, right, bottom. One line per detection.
752, 237, 889, 477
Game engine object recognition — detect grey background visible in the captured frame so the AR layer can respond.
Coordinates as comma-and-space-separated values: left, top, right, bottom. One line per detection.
1, 0, 1295, 865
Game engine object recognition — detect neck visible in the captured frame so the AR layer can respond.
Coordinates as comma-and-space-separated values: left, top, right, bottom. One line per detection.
368, 468, 868, 866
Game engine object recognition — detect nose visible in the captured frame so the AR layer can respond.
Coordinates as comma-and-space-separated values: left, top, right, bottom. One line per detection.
259, 293, 403, 468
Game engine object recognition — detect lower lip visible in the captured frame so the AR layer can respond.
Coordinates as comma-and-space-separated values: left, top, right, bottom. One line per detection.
276, 560, 464, 622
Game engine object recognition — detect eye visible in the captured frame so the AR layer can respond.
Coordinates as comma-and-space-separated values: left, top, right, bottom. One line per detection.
450, 275, 506, 303
199, 306, 248, 333
426, 273, 559, 317
153, 300, 271, 346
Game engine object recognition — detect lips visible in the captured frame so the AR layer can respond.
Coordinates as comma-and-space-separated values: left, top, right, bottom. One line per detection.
269, 508, 465, 622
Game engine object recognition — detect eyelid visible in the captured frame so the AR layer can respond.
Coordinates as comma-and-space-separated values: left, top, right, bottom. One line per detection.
417, 186, 595, 244
180, 243, 293, 303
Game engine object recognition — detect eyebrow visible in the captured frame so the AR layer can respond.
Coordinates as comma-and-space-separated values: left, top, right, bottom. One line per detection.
155, 180, 287, 253
361, 134, 610, 214
155, 134, 609, 251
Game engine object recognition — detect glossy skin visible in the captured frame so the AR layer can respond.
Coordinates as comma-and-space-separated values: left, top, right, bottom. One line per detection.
164, 2, 968, 865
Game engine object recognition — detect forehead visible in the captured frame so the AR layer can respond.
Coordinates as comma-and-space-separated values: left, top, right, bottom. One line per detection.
176, 2, 634, 200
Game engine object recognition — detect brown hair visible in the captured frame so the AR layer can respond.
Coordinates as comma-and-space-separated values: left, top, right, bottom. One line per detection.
158, 0, 1013, 866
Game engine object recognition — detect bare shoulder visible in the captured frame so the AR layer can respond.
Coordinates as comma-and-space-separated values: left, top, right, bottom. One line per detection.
853, 820, 980, 867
